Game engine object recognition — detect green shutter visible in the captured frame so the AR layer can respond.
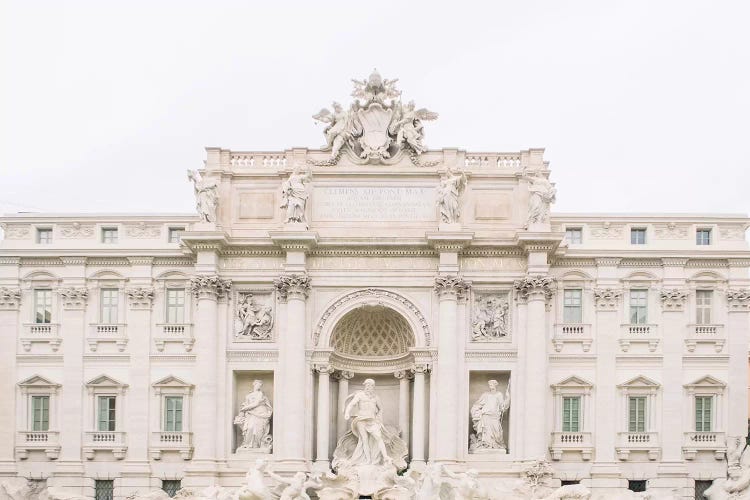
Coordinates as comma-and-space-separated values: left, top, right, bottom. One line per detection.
165, 396, 183, 432
562, 397, 580, 432
32, 396, 49, 431
696, 396, 712, 432
629, 397, 646, 432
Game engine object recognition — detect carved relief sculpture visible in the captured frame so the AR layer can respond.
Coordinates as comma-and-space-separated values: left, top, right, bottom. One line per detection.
593, 288, 623, 310
280, 165, 312, 225
472, 294, 510, 341
57, 287, 89, 308
660, 288, 689, 310
59, 222, 95, 238
0, 287, 21, 309
437, 168, 467, 224
234, 380, 273, 452
469, 380, 511, 453
187, 169, 219, 223
125, 287, 155, 308
237, 293, 274, 340
726, 289, 750, 311
520, 169, 556, 226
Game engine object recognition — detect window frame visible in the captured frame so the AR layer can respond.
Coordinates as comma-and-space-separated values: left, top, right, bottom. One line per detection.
94, 480, 114, 500
630, 227, 647, 245
85, 375, 128, 435
165, 288, 186, 324
628, 395, 647, 432
36, 228, 53, 244
163, 395, 184, 432
629, 289, 649, 324
168, 227, 185, 244
97, 395, 117, 432
31, 395, 50, 431
694, 395, 713, 432
695, 289, 713, 325
152, 375, 194, 436
562, 396, 581, 432
100, 288, 119, 325
618, 375, 660, 436
565, 227, 583, 245
101, 227, 119, 244
696, 228, 712, 246
551, 376, 592, 434
562, 288, 583, 324
33, 289, 53, 324
18, 375, 60, 433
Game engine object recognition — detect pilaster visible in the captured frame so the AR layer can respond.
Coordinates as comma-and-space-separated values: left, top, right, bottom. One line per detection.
726, 288, 750, 438
0, 287, 20, 472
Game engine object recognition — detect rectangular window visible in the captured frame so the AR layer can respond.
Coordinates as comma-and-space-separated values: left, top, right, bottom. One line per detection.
95, 480, 114, 500
34, 289, 53, 324
565, 228, 583, 245
629, 289, 648, 324
695, 480, 713, 499
164, 396, 183, 432
696, 290, 712, 325
563, 289, 583, 323
695, 396, 713, 432
628, 480, 647, 493
31, 395, 50, 431
628, 396, 647, 432
166, 289, 186, 324
696, 229, 712, 246
631, 228, 647, 245
36, 228, 52, 244
97, 396, 116, 431
562, 396, 581, 432
101, 227, 118, 244
168, 227, 185, 244
162, 480, 181, 498
100, 289, 119, 324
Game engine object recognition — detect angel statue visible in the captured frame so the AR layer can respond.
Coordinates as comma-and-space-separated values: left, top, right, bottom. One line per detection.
469, 379, 511, 452
390, 101, 438, 155
437, 168, 467, 224
520, 169, 556, 226
280, 165, 312, 225
313, 102, 360, 160
187, 169, 219, 223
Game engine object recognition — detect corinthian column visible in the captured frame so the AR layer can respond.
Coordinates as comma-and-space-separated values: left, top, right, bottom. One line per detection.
513, 275, 554, 459
432, 275, 470, 463
273, 273, 311, 464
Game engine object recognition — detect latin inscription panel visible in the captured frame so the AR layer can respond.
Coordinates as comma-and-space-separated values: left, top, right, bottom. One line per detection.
312, 186, 437, 222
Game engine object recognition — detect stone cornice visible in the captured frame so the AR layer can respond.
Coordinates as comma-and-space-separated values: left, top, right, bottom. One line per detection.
127, 256, 154, 266
273, 273, 311, 300
661, 258, 689, 267
425, 231, 474, 252
180, 232, 229, 254
268, 231, 319, 252
60, 256, 87, 266
513, 275, 555, 301
434, 275, 471, 298
189, 275, 232, 300
659, 289, 689, 311
515, 232, 563, 255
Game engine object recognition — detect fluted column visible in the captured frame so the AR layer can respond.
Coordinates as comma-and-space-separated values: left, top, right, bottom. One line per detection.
432, 275, 470, 463
394, 370, 411, 449
274, 273, 311, 464
411, 363, 429, 466
514, 275, 554, 459
314, 364, 332, 468
336, 371, 353, 439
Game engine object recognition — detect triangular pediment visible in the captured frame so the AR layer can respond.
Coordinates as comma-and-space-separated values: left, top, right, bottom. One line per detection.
152, 375, 193, 388
552, 375, 593, 389
685, 375, 726, 389
18, 375, 60, 388
618, 375, 660, 388
85, 374, 128, 388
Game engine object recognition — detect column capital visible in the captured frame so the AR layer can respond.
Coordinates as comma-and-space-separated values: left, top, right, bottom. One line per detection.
335, 370, 354, 381
394, 370, 413, 380
125, 287, 155, 309
274, 273, 311, 300
513, 275, 555, 301
659, 288, 689, 311
411, 363, 431, 375
593, 288, 623, 311
189, 275, 232, 301
434, 274, 471, 298
0, 287, 22, 310
313, 364, 333, 374
726, 289, 750, 312
57, 287, 89, 310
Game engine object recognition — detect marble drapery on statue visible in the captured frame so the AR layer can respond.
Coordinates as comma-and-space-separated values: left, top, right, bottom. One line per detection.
332, 379, 408, 471
280, 166, 312, 225
234, 380, 273, 452
187, 169, 219, 223
469, 379, 511, 453
520, 169, 556, 226
437, 168, 467, 224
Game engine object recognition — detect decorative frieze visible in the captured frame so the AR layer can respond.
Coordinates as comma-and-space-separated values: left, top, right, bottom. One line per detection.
124, 222, 161, 238
0, 287, 22, 310
1, 224, 31, 239
726, 289, 750, 311
189, 275, 232, 300
589, 222, 624, 239
434, 275, 471, 298
236, 292, 274, 340
719, 225, 746, 240
513, 275, 555, 301
126, 287, 155, 309
660, 289, 689, 311
57, 287, 89, 309
471, 293, 510, 341
593, 288, 623, 311
59, 223, 95, 239
273, 273, 311, 300
654, 223, 688, 239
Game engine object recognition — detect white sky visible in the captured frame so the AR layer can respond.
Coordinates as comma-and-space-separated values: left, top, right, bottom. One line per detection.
1, 0, 749, 216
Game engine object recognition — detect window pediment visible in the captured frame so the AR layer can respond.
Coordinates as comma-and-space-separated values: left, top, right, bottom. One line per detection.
153, 375, 194, 393
618, 375, 660, 389
684, 375, 726, 392
18, 375, 61, 389
86, 374, 128, 389
552, 375, 593, 389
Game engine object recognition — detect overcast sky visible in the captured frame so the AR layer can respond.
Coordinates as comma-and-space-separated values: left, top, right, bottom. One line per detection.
1, 1, 748, 217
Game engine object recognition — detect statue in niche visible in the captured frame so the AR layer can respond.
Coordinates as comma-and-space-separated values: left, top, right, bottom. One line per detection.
469, 379, 511, 453
332, 378, 408, 470
472, 295, 510, 341
234, 380, 273, 452
237, 293, 273, 340
280, 165, 312, 225
187, 169, 219, 223
520, 169, 556, 226
437, 168, 467, 224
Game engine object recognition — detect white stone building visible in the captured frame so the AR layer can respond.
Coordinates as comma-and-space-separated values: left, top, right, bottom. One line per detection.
0, 73, 749, 499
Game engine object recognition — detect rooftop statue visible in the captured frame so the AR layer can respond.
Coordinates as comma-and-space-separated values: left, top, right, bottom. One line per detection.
187, 169, 219, 223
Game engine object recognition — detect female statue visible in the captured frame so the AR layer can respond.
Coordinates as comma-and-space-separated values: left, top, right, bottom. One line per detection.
234, 380, 273, 451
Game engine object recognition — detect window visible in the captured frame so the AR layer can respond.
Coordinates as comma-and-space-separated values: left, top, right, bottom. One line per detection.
168, 227, 185, 244
565, 228, 582, 245
563, 289, 583, 323
36, 228, 52, 244
560, 480, 580, 486
166, 289, 186, 324
164, 396, 183, 432
31, 395, 50, 431
628, 480, 647, 493
629, 289, 648, 324
696, 290, 712, 325
562, 396, 581, 432
101, 227, 118, 244
34, 289, 52, 324
695, 480, 713, 499
696, 229, 712, 246
100, 289, 119, 324
631, 228, 647, 245
97, 396, 116, 431
628, 396, 647, 432
162, 480, 181, 497
95, 480, 114, 500
695, 396, 712, 432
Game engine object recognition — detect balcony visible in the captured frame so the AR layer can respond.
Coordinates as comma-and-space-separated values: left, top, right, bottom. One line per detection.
550, 431, 593, 461
552, 324, 592, 352
619, 324, 659, 352
683, 431, 726, 460
21, 323, 61, 352
149, 431, 193, 460
685, 324, 725, 353
616, 432, 660, 460
83, 431, 127, 460
15, 431, 60, 460
155, 324, 194, 352
87, 324, 128, 352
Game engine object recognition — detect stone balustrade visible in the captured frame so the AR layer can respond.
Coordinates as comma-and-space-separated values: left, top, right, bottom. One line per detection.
685, 324, 725, 353
616, 431, 660, 461
154, 323, 194, 352
619, 324, 660, 352
20, 323, 61, 352
15, 431, 60, 460
149, 431, 193, 460
552, 323, 592, 352
87, 323, 128, 352
83, 431, 127, 460
550, 431, 593, 461
682, 431, 726, 460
